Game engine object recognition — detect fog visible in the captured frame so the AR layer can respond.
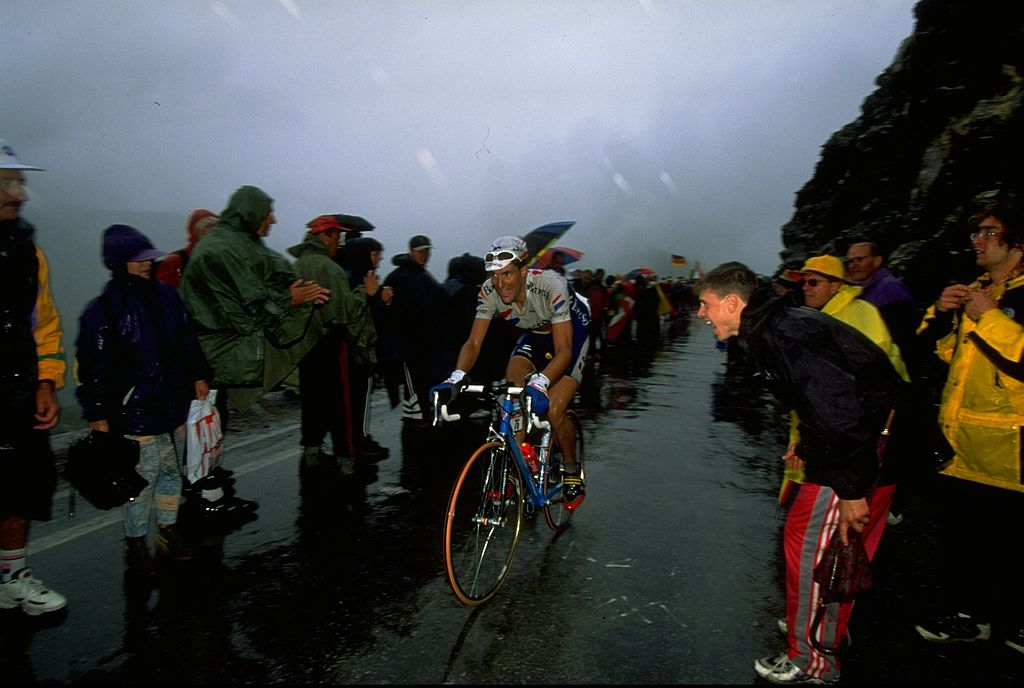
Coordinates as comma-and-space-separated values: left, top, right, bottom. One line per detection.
2, 0, 916, 425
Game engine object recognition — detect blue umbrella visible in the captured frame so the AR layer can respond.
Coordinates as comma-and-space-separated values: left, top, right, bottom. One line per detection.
534, 246, 583, 269
523, 221, 575, 265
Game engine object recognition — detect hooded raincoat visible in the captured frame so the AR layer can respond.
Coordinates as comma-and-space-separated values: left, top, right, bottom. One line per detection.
76, 256, 213, 435
179, 186, 324, 410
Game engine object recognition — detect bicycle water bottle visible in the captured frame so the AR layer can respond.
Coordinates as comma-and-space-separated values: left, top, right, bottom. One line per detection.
520, 442, 540, 475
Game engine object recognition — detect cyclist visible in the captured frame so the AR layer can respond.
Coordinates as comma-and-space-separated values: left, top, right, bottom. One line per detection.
432, 235, 591, 508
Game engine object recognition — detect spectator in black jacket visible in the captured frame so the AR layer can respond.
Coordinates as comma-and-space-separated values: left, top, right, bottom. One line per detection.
382, 235, 449, 427
699, 261, 902, 686
440, 252, 514, 389
442, 253, 486, 371
0, 138, 68, 616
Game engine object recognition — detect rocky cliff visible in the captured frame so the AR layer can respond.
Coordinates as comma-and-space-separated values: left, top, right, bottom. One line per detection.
778, 0, 1023, 305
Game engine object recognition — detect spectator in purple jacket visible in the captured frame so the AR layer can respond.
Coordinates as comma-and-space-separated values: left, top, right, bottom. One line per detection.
845, 241, 926, 526
845, 243, 920, 374
76, 225, 214, 576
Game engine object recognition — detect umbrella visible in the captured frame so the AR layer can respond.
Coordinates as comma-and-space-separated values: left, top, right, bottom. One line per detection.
533, 246, 583, 269
332, 214, 374, 232
522, 221, 575, 264
308, 213, 375, 239
627, 267, 656, 279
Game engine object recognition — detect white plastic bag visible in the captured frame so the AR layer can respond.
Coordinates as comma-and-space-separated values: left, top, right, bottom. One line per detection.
185, 389, 223, 483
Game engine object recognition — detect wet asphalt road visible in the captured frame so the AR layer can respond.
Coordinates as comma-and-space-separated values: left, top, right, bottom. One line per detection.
3, 315, 1023, 684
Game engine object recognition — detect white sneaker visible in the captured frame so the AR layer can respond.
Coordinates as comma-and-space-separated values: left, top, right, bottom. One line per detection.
754, 653, 836, 684
754, 652, 791, 679
0, 568, 68, 616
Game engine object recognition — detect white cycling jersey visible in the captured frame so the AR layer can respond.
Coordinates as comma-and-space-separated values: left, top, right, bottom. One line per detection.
475, 269, 580, 331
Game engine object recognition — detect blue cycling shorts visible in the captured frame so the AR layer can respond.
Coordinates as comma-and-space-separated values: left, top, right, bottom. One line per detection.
510, 295, 590, 384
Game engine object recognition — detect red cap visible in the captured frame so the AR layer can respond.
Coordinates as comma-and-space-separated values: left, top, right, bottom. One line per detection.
307, 215, 344, 235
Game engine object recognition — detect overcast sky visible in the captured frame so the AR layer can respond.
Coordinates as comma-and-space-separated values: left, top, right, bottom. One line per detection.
4, 0, 916, 315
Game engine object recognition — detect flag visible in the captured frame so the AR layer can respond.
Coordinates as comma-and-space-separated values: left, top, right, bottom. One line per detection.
605, 280, 636, 343
671, 254, 686, 267
655, 283, 677, 318
694, 261, 704, 279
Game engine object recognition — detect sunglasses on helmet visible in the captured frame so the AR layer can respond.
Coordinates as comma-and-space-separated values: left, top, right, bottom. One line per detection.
485, 250, 518, 263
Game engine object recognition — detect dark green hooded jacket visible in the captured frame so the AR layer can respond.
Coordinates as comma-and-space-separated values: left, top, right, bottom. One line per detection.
179, 185, 322, 409
287, 232, 377, 366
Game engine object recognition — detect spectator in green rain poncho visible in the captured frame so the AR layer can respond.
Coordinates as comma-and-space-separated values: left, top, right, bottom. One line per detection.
180, 185, 331, 412
178, 185, 331, 516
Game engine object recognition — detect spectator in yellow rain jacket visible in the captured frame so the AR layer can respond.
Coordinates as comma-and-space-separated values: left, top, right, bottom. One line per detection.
912, 199, 1024, 654
0, 138, 68, 616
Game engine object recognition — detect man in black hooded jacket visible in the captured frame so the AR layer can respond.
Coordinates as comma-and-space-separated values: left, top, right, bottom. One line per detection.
698, 261, 902, 685
382, 235, 449, 426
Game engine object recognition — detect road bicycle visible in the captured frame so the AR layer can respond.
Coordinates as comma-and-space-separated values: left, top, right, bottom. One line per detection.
432, 380, 586, 605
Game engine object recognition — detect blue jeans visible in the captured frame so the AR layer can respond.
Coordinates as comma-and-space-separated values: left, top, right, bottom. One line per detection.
122, 427, 185, 538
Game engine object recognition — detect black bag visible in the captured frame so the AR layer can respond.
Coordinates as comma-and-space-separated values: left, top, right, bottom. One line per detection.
809, 529, 873, 655
65, 430, 147, 510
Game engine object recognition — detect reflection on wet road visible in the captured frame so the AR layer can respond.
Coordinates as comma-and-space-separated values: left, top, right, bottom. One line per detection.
4, 315, 1022, 684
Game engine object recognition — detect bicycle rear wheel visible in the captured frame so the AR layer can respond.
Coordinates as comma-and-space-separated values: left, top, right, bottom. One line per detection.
444, 441, 524, 605
544, 409, 585, 533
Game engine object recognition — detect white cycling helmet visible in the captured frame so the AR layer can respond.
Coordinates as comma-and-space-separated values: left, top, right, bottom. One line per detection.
484, 235, 528, 271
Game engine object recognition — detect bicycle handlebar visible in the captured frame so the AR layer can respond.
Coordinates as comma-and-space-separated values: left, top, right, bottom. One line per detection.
432, 384, 550, 430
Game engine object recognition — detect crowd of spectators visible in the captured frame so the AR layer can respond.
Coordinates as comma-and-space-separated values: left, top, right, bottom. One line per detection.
6, 134, 1020, 687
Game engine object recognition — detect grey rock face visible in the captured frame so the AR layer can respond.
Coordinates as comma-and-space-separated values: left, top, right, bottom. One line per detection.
778, 0, 1023, 304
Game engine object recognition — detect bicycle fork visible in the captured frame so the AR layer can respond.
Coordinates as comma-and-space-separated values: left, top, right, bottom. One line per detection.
532, 426, 558, 504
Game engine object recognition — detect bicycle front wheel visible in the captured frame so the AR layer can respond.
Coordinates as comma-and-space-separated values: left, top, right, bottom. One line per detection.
544, 409, 585, 533
443, 441, 524, 605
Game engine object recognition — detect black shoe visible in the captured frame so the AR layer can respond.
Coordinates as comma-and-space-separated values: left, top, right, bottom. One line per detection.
915, 611, 991, 643
200, 495, 259, 517
356, 436, 389, 462
187, 473, 238, 498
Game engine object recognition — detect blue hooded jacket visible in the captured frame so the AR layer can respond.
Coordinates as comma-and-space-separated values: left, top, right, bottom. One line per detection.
75, 225, 213, 435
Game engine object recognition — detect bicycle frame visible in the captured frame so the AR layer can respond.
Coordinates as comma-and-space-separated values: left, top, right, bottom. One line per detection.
435, 382, 564, 509
436, 379, 583, 604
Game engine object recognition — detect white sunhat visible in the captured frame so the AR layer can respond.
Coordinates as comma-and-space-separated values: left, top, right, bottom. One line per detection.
0, 139, 44, 171
484, 235, 528, 271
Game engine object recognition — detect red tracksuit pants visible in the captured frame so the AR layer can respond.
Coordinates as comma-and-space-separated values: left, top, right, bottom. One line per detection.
782, 482, 894, 681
